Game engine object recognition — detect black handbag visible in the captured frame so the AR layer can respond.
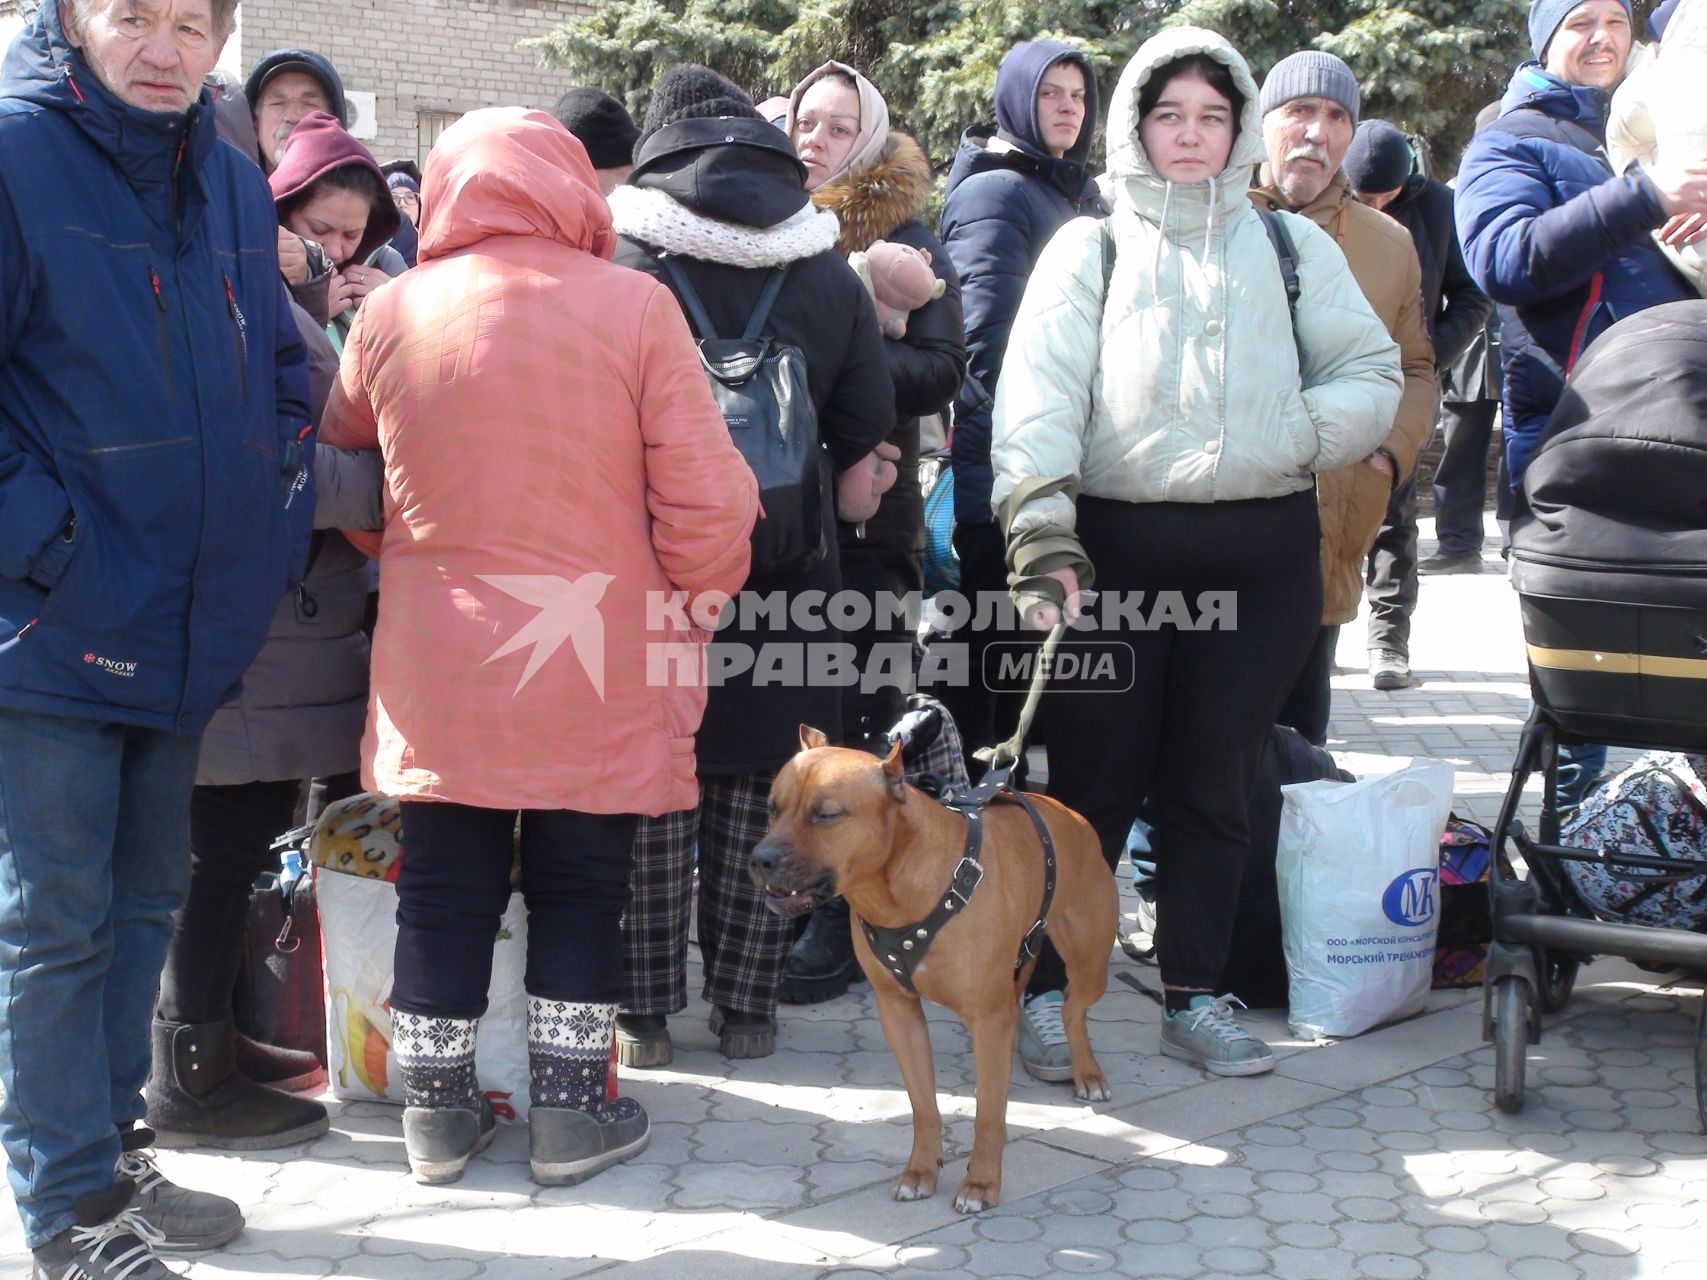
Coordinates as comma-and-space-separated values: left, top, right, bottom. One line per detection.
661, 256, 826, 577
232, 826, 327, 1068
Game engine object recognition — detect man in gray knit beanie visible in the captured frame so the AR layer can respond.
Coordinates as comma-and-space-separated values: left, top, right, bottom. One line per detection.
1258, 51, 1360, 208
1253, 48, 1439, 719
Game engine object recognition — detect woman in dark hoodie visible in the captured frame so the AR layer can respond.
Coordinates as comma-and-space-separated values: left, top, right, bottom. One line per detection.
776, 61, 966, 1004
934, 41, 1109, 779
607, 64, 895, 1064
268, 112, 402, 349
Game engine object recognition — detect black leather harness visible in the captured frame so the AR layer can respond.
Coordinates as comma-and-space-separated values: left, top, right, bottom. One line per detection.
857, 768, 1058, 996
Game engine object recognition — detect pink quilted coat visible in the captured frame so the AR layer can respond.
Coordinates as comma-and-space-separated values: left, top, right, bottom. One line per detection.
320, 108, 757, 814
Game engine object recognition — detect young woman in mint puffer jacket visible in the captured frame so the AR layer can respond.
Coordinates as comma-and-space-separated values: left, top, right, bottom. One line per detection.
990, 28, 1402, 1081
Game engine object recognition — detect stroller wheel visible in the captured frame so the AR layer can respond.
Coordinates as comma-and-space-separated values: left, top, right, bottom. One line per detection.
1493, 976, 1532, 1114
1540, 952, 1581, 1013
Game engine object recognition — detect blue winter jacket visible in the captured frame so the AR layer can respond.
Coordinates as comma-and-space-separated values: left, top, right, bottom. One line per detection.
1455, 63, 1691, 487
939, 42, 1109, 523
0, 3, 313, 733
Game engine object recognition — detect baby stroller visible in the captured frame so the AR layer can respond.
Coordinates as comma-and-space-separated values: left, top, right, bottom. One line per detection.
1486, 301, 1707, 1129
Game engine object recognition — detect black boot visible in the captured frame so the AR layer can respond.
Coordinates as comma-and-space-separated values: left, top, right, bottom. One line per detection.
779, 896, 857, 1004
614, 1013, 672, 1068
144, 1018, 330, 1151
234, 1032, 328, 1095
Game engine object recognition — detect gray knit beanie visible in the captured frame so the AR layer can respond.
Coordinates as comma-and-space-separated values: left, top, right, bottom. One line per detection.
1528, 0, 1631, 60
1258, 51, 1361, 123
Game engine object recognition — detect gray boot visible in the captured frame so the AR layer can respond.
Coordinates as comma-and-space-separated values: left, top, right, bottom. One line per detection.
393, 1011, 495, 1184
526, 998, 650, 1186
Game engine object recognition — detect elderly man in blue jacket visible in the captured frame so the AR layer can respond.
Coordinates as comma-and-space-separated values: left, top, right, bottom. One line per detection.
1456, 0, 1707, 810
0, 2, 312, 1275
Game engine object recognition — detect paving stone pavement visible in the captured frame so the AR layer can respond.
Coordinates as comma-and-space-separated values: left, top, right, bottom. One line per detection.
4, 520, 1704, 1278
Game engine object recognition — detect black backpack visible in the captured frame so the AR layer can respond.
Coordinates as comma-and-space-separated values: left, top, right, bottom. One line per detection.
661, 257, 827, 577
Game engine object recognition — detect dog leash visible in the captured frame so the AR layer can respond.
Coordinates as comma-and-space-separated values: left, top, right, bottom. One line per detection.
973, 619, 1068, 777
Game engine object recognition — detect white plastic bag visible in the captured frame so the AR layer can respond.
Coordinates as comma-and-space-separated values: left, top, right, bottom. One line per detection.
318, 869, 533, 1121
1277, 759, 1454, 1039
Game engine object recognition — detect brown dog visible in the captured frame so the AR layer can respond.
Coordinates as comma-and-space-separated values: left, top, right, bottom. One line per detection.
752, 727, 1117, 1213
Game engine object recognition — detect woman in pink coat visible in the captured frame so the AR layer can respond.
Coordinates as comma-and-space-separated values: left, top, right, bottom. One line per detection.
320, 107, 757, 1189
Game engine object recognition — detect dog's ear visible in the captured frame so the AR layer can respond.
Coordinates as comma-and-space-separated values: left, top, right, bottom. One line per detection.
799, 724, 830, 751
881, 739, 908, 803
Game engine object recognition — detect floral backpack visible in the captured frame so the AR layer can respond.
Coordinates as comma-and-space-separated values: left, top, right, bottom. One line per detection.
1561, 752, 1707, 930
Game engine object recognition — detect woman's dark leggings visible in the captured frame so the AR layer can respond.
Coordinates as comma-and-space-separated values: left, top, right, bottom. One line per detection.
157, 773, 367, 1025
1029, 491, 1322, 995
158, 781, 300, 1024
391, 802, 640, 1020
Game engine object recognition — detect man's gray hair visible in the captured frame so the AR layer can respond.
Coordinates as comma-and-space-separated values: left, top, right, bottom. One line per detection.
63, 1, 240, 41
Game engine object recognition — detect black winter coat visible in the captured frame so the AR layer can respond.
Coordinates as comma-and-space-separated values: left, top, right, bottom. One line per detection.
939, 127, 1108, 523
610, 118, 895, 775
1384, 174, 1490, 373
811, 131, 966, 562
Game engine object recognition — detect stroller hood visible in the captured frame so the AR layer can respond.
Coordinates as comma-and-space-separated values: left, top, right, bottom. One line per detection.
1513, 300, 1707, 608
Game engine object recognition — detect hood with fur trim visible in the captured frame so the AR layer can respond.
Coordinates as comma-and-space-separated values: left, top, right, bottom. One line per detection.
809, 130, 934, 255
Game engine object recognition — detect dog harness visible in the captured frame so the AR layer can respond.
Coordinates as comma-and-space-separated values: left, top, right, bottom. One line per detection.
857, 770, 1058, 996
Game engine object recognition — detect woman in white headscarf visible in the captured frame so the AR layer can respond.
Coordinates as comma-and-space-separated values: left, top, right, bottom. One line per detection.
773, 62, 967, 1005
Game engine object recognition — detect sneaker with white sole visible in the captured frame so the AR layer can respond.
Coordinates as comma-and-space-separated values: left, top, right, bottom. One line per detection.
1159, 994, 1275, 1077
118, 1142, 243, 1252
1017, 990, 1074, 1082
31, 1208, 178, 1280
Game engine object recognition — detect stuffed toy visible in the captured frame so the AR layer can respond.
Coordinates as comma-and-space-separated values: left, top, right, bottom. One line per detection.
849, 239, 947, 339
1608, 0, 1707, 296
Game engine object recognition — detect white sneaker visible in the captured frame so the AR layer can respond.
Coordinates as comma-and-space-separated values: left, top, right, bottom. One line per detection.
1159, 994, 1275, 1077
1017, 991, 1074, 1082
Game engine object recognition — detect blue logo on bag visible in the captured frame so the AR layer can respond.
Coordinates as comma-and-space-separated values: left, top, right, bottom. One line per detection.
1382, 869, 1438, 927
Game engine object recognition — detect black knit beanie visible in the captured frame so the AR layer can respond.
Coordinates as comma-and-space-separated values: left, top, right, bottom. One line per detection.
552, 87, 642, 170
638, 64, 762, 150
1344, 121, 1413, 195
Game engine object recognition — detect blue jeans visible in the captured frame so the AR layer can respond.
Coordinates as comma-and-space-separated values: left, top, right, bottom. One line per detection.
1557, 742, 1609, 821
0, 708, 200, 1247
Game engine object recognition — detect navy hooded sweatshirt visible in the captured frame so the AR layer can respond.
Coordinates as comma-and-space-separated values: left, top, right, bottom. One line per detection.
0, 1, 313, 733
939, 41, 1108, 524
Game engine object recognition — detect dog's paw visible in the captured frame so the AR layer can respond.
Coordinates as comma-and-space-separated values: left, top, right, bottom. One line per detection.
894, 1170, 936, 1201
1075, 1076, 1111, 1103
953, 1180, 999, 1214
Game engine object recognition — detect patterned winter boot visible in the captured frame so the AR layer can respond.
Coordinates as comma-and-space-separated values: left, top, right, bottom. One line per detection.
527, 998, 651, 1186
392, 1012, 495, 1184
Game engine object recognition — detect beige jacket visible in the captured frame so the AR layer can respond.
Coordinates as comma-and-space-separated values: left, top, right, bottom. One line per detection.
1250, 173, 1438, 625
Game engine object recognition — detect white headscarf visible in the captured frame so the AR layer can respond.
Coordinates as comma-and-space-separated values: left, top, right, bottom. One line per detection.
786, 61, 891, 184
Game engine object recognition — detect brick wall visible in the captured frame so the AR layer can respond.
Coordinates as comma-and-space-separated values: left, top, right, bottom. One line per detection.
238, 0, 593, 166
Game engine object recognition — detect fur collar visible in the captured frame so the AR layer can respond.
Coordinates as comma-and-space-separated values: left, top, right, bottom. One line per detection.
607, 186, 841, 267
810, 131, 935, 256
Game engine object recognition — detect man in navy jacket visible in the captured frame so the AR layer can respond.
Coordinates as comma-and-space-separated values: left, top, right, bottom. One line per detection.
1456, 0, 1707, 809
0, 3, 311, 1274
1456, 0, 1707, 489
935, 40, 1108, 779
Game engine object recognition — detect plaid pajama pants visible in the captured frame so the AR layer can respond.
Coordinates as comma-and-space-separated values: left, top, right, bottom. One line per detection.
621, 771, 788, 1018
